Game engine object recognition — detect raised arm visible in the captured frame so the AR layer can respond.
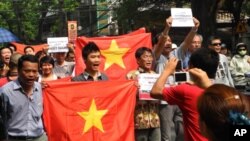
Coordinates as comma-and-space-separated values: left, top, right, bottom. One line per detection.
153, 17, 172, 60
150, 57, 178, 99
180, 17, 200, 52
189, 68, 212, 89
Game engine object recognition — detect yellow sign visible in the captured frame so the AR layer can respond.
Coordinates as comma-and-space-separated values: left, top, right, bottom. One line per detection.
67, 21, 77, 43
236, 22, 247, 33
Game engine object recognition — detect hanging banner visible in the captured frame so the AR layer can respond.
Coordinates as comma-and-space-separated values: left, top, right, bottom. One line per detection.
68, 21, 78, 43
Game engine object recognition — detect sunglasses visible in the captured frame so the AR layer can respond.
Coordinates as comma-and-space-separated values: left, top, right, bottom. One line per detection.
238, 48, 246, 51
212, 43, 222, 46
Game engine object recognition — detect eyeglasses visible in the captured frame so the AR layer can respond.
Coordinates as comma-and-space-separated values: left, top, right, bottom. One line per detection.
212, 43, 222, 46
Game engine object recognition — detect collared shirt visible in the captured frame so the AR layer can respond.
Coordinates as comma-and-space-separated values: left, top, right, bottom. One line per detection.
170, 44, 191, 69
53, 61, 75, 78
71, 71, 108, 81
0, 79, 44, 138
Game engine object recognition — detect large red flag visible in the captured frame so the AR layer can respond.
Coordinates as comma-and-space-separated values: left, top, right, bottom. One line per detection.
75, 33, 152, 80
43, 80, 137, 141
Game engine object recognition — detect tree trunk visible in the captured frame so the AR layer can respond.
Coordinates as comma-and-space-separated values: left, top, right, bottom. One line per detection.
191, 0, 219, 47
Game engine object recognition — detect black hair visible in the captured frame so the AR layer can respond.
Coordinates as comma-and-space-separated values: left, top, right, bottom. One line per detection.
189, 47, 219, 78
35, 50, 45, 60
39, 55, 55, 68
135, 47, 152, 59
208, 36, 221, 45
18, 55, 39, 71
7, 43, 17, 51
24, 46, 34, 53
82, 42, 100, 60
0, 46, 13, 54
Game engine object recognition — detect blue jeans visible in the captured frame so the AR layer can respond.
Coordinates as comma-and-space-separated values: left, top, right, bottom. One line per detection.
135, 128, 161, 141
159, 105, 184, 141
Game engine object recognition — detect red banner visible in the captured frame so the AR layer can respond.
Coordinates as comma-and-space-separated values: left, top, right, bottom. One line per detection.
43, 80, 137, 141
75, 32, 152, 80
11, 42, 47, 54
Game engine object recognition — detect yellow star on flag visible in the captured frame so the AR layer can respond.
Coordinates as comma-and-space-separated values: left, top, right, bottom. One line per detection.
100, 40, 130, 70
77, 99, 108, 133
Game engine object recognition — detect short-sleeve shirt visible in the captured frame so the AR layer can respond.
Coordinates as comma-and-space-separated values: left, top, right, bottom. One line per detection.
162, 83, 208, 141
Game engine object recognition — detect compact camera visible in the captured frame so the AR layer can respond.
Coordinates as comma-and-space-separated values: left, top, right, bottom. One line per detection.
174, 72, 191, 83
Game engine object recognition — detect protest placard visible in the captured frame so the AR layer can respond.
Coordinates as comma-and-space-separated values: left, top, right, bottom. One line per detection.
171, 8, 194, 27
138, 73, 170, 100
67, 21, 77, 43
47, 37, 69, 53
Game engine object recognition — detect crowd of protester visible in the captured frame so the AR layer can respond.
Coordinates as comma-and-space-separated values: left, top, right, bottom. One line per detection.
0, 15, 250, 141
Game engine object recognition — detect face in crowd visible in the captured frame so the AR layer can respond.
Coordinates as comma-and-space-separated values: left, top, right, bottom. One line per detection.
24, 48, 35, 55
85, 51, 101, 72
210, 39, 222, 53
54, 52, 67, 64
0, 47, 12, 65
237, 46, 247, 57
136, 47, 153, 72
18, 55, 39, 87
162, 36, 173, 56
40, 56, 55, 76
190, 35, 202, 53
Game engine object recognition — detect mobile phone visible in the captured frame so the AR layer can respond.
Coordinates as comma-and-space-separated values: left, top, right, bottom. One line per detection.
174, 72, 190, 82
176, 60, 182, 71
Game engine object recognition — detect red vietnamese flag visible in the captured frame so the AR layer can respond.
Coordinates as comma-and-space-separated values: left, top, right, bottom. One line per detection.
75, 32, 152, 80
43, 80, 137, 141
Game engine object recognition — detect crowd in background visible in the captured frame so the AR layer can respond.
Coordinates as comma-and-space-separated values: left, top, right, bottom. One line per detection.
0, 16, 250, 141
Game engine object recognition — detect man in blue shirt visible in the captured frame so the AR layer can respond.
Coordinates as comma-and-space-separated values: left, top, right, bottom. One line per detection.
0, 55, 47, 141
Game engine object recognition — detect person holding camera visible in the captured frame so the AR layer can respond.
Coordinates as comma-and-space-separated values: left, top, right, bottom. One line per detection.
153, 16, 200, 141
150, 47, 219, 141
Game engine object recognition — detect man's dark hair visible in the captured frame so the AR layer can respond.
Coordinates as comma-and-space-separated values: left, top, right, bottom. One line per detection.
24, 46, 34, 53
189, 47, 219, 78
82, 42, 100, 60
35, 51, 44, 60
18, 55, 39, 71
208, 36, 221, 45
40, 55, 55, 68
7, 43, 17, 51
135, 47, 152, 59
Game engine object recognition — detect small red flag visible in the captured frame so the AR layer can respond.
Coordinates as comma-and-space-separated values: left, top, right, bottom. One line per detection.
43, 80, 137, 141
75, 32, 152, 80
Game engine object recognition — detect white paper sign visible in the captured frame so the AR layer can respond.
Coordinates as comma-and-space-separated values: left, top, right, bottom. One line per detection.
171, 8, 194, 27
138, 74, 170, 100
47, 37, 69, 53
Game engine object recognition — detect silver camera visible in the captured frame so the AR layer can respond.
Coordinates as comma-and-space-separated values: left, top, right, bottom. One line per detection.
174, 72, 191, 83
